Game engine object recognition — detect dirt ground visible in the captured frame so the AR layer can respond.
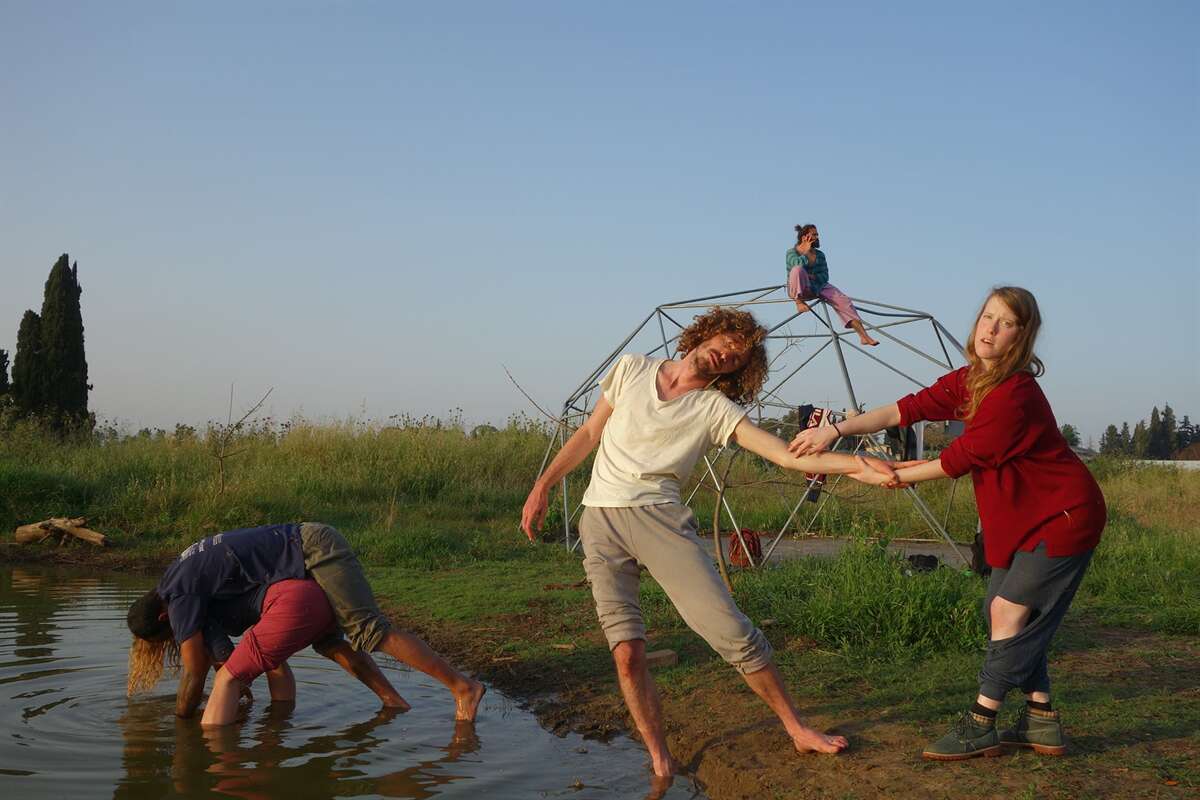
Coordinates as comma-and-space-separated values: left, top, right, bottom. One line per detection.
393, 607, 1199, 800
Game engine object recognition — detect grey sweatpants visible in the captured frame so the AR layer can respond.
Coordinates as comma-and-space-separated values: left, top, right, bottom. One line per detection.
579, 503, 773, 675
299, 522, 392, 653
977, 542, 1093, 700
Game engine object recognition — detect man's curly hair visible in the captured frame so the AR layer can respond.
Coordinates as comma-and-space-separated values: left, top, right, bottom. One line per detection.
676, 307, 769, 405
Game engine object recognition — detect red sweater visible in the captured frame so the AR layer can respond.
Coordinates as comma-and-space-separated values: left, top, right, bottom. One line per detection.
897, 367, 1105, 568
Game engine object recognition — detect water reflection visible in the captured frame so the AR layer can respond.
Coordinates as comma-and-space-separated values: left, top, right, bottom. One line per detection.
2, 567, 702, 800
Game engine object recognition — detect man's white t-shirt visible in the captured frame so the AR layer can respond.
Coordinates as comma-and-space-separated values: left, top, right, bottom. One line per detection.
581, 353, 748, 507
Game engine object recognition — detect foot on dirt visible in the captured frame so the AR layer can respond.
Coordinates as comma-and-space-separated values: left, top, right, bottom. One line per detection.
792, 726, 849, 754
1000, 706, 1066, 755
454, 679, 486, 721
922, 712, 1002, 761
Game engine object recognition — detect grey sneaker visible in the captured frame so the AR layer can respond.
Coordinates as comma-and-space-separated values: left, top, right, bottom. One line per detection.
1000, 706, 1066, 756
922, 711, 1004, 761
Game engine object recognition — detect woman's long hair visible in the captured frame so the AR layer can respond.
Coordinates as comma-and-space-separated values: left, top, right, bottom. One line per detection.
127, 636, 180, 696
125, 590, 179, 696
962, 286, 1044, 421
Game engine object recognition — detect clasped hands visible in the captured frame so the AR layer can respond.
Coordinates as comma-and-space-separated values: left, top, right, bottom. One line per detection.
789, 427, 925, 489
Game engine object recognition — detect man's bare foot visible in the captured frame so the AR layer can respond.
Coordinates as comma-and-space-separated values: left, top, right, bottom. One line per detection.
650, 754, 679, 778
794, 301, 811, 314
792, 726, 849, 754
858, 335, 879, 346
454, 679, 486, 721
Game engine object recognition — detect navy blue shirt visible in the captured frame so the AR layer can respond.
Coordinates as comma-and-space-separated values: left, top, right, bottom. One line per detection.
156, 524, 306, 646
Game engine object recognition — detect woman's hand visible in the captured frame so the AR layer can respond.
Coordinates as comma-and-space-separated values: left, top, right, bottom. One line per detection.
789, 425, 840, 456
847, 456, 911, 488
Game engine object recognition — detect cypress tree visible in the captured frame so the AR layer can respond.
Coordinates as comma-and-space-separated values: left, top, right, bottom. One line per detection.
1119, 421, 1131, 454
12, 310, 44, 414
0, 348, 9, 396
39, 254, 90, 427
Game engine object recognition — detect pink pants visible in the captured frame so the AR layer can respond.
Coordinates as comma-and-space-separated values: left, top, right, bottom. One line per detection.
787, 266, 862, 328
224, 579, 336, 684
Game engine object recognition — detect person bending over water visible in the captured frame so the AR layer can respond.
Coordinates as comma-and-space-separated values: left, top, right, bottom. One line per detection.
126, 523, 484, 722
786, 223, 879, 346
791, 286, 1105, 760
522, 307, 910, 777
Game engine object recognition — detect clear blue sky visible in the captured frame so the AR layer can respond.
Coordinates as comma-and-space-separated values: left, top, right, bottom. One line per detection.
2, 1, 1196, 443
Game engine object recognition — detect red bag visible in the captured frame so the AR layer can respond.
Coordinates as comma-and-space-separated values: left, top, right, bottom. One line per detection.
729, 528, 762, 567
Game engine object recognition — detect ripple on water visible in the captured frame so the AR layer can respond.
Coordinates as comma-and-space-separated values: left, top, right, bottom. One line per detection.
1, 567, 703, 799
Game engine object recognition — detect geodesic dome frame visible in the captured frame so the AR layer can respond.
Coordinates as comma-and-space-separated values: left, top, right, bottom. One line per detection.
534, 284, 974, 567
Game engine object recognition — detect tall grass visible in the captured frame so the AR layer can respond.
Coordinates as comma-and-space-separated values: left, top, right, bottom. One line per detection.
2, 420, 1195, 641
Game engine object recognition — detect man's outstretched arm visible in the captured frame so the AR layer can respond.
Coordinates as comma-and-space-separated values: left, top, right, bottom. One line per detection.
731, 418, 904, 486
521, 396, 614, 540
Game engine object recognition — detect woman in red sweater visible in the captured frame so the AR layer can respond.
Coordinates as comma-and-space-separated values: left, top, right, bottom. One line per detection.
790, 286, 1105, 760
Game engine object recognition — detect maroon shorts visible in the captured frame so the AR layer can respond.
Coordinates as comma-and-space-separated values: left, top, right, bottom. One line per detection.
224, 578, 336, 683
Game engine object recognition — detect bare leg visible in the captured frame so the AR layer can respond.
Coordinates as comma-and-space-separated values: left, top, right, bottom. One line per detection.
375, 630, 485, 721
850, 319, 879, 346
319, 639, 410, 710
977, 596, 1034, 710
264, 662, 296, 702
741, 663, 849, 753
612, 640, 677, 777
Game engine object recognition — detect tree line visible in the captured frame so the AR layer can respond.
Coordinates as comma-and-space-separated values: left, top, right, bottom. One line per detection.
1096, 404, 1196, 459
0, 254, 92, 431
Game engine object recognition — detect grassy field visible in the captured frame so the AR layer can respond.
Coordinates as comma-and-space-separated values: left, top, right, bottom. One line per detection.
2, 416, 1197, 798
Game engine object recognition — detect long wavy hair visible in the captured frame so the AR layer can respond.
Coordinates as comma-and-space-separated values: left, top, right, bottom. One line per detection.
125, 590, 179, 696
127, 636, 180, 696
676, 307, 769, 405
962, 286, 1044, 421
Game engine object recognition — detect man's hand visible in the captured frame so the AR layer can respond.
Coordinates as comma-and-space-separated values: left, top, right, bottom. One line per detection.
789, 425, 840, 456
521, 483, 550, 542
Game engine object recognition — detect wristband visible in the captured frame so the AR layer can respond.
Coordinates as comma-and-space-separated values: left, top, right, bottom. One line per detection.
832, 422, 843, 437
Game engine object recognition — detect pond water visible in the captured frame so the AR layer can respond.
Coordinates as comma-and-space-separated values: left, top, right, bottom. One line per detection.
0, 567, 703, 799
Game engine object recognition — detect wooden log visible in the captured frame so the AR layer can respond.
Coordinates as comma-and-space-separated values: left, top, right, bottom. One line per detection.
14, 517, 107, 547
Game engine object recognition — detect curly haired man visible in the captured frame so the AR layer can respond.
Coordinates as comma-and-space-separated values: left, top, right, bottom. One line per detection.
521, 307, 902, 776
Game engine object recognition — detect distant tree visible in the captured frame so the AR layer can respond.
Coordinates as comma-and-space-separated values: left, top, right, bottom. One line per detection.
1099, 424, 1122, 455
1179, 415, 1196, 451
38, 254, 91, 429
1131, 420, 1149, 458
1147, 406, 1171, 459
1060, 423, 1081, 448
0, 348, 9, 396
12, 310, 44, 414
1161, 404, 1178, 456
1119, 421, 1132, 454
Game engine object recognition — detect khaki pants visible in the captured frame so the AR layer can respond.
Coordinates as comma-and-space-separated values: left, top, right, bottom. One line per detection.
299, 522, 392, 653
579, 504, 772, 675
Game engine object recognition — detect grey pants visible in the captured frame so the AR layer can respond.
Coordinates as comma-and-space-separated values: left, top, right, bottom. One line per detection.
978, 542, 1093, 700
579, 504, 773, 675
299, 522, 392, 653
